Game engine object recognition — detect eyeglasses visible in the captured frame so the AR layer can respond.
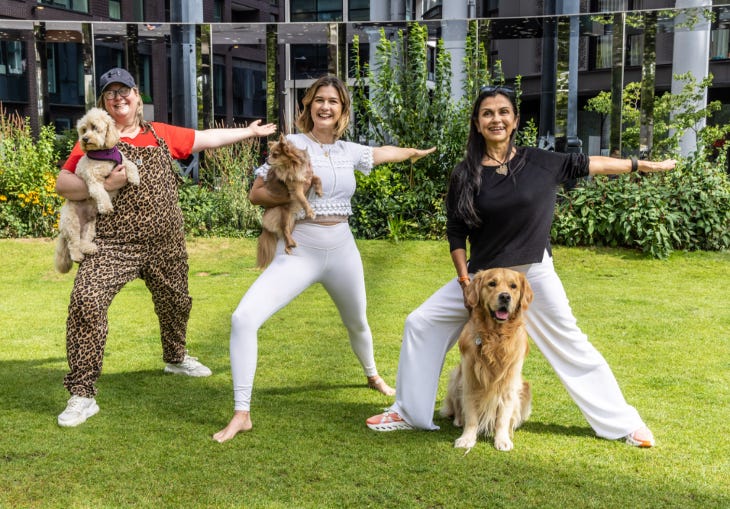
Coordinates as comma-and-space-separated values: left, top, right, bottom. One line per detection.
102, 86, 133, 100
479, 85, 514, 96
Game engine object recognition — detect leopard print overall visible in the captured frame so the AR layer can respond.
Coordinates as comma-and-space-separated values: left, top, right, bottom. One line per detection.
63, 124, 191, 397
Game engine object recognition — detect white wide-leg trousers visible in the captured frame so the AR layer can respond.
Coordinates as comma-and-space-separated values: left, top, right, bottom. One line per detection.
391, 251, 645, 439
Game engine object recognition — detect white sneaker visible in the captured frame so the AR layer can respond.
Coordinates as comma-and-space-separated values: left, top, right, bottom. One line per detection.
58, 395, 100, 427
164, 353, 212, 377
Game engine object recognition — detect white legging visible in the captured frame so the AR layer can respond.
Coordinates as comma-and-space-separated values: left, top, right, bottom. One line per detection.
391, 251, 646, 440
229, 223, 378, 411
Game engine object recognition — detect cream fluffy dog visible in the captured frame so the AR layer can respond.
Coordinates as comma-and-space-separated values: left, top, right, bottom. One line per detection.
54, 108, 139, 273
441, 268, 533, 452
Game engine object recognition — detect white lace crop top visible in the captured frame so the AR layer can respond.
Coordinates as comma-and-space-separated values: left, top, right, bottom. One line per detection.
254, 133, 374, 218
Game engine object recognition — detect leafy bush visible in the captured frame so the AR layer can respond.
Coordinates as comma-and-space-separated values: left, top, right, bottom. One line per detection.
0, 109, 62, 237
552, 160, 730, 258
349, 22, 489, 240
178, 129, 263, 237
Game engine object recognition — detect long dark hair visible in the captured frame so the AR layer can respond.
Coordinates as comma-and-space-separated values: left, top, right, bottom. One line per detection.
448, 87, 521, 228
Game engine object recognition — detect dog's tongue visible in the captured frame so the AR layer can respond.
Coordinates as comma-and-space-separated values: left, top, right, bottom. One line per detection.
495, 309, 510, 321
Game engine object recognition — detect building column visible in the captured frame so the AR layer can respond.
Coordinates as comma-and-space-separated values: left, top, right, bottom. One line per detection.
671, 0, 711, 156
442, 1, 468, 101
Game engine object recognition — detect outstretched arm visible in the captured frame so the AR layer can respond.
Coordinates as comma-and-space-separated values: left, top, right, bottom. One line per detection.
55, 167, 129, 200
588, 156, 677, 176
192, 119, 277, 153
372, 146, 436, 166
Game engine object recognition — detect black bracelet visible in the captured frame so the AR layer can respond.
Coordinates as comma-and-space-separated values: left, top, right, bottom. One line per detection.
630, 156, 639, 173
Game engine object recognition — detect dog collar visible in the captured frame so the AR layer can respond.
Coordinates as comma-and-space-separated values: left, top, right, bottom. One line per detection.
86, 147, 123, 166
475, 335, 482, 346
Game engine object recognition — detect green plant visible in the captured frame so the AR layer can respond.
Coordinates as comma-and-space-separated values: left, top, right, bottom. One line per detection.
552, 158, 730, 258
179, 125, 264, 237
0, 109, 62, 237
585, 74, 730, 159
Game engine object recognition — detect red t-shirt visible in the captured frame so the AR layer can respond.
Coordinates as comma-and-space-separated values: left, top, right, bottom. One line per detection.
62, 122, 196, 172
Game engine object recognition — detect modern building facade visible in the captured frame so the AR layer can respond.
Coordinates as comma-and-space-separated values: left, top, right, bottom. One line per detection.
2, 0, 730, 156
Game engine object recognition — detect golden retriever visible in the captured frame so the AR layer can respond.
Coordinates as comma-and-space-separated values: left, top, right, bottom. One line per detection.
256, 136, 322, 268
441, 268, 534, 452
54, 107, 139, 273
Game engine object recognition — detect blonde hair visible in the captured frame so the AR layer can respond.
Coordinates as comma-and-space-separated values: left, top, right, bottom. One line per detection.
96, 87, 145, 127
295, 75, 351, 139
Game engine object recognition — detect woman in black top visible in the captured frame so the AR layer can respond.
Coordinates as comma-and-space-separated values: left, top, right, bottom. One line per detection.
367, 86, 676, 447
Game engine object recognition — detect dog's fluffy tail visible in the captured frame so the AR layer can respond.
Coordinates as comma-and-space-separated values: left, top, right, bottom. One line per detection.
54, 236, 73, 273
256, 230, 278, 269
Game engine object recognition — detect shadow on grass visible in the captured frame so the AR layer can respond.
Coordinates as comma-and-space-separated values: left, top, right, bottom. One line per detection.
1, 356, 728, 509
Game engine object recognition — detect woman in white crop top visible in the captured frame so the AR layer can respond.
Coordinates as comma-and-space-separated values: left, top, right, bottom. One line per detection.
214, 75, 435, 442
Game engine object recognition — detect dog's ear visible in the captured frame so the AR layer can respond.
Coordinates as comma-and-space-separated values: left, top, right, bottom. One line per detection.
104, 115, 120, 147
518, 272, 533, 311
464, 275, 482, 310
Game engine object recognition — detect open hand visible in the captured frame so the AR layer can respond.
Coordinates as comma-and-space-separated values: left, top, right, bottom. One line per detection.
410, 146, 437, 163
248, 119, 277, 138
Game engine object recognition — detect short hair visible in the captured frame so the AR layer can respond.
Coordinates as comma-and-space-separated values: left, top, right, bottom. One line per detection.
295, 75, 351, 138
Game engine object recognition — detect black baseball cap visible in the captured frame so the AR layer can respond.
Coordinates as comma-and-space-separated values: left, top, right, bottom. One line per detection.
99, 68, 136, 92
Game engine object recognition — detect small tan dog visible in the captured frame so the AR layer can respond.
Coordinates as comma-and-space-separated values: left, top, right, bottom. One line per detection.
54, 108, 140, 273
441, 268, 534, 452
256, 136, 322, 268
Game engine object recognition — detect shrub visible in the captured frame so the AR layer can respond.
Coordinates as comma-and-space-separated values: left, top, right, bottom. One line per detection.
552, 159, 730, 258
179, 127, 263, 237
0, 109, 62, 237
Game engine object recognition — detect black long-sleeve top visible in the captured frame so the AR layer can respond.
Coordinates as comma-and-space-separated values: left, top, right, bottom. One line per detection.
446, 146, 590, 272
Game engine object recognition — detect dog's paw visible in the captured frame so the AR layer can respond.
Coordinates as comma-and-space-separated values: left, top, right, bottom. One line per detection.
127, 173, 140, 186
96, 202, 114, 214
81, 242, 98, 255
70, 251, 85, 263
454, 436, 476, 450
493, 435, 514, 452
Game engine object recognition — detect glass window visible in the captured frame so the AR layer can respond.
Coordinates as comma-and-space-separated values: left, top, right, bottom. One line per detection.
0, 41, 28, 102
40, 0, 89, 14
596, 34, 612, 69
232, 60, 266, 118
628, 33, 642, 66
348, 0, 369, 21
213, 56, 226, 114
291, 0, 342, 22
712, 29, 730, 59
109, 0, 121, 20
46, 43, 84, 105
291, 45, 329, 79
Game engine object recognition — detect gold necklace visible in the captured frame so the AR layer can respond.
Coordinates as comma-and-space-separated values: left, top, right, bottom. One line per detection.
308, 131, 333, 157
485, 151, 509, 176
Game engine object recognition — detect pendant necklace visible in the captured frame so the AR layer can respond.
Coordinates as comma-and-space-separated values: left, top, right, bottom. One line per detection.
485, 151, 510, 176
308, 131, 333, 157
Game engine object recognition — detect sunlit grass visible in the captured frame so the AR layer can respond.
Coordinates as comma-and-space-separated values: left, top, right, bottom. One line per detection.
0, 238, 728, 508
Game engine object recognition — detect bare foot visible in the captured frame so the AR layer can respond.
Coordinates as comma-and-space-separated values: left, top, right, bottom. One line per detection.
213, 410, 252, 443
367, 375, 395, 397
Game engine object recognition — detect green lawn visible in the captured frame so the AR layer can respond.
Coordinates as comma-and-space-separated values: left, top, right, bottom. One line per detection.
1, 238, 728, 508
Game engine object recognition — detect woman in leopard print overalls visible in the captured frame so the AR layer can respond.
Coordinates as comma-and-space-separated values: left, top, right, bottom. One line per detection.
55, 68, 276, 427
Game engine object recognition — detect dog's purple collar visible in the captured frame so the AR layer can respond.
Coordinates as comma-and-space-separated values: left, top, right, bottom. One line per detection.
86, 147, 123, 166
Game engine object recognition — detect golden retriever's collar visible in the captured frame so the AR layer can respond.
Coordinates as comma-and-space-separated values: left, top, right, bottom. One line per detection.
86, 147, 123, 166
475, 334, 482, 346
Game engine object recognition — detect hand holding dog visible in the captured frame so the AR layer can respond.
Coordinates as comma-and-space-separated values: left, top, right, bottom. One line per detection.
104, 164, 131, 192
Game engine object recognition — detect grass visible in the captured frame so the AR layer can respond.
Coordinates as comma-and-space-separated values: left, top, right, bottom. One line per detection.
0, 238, 728, 508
